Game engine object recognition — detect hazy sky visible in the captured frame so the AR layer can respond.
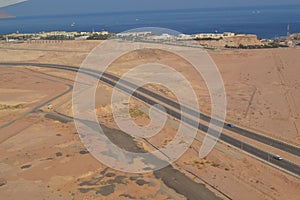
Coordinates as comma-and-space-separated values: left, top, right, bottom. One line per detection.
3, 0, 300, 16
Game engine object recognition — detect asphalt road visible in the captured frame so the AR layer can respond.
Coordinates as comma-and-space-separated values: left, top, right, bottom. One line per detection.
2, 62, 299, 156
1, 62, 300, 177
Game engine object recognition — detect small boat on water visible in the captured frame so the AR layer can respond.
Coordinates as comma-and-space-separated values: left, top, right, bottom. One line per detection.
71, 22, 75, 27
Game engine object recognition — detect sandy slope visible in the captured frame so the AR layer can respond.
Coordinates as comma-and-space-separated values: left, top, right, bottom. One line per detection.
0, 41, 299, 199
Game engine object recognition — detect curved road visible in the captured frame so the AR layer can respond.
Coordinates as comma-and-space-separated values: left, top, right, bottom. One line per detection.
1, 62, 300, 177
2, 62, 299, 156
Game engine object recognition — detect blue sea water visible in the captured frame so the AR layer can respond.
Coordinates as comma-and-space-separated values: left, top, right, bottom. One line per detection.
0, 5, 300, 38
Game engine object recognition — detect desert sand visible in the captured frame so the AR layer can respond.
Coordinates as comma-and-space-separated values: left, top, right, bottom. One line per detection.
0, 40, 299, 200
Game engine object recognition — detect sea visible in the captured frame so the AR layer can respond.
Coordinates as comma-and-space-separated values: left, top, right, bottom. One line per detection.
0, 5, 300, 39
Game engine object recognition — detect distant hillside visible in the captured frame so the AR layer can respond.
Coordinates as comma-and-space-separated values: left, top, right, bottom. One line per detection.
0, 10, 15, 18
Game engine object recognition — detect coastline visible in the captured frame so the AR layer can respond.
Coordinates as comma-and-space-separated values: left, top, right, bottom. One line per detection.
1, 30, 299, 49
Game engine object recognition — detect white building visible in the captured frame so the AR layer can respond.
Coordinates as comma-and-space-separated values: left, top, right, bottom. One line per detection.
193, 32, 235, 40
177, 34, 195, 40
116, 31, 152, 38
223, 32, 235, 37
